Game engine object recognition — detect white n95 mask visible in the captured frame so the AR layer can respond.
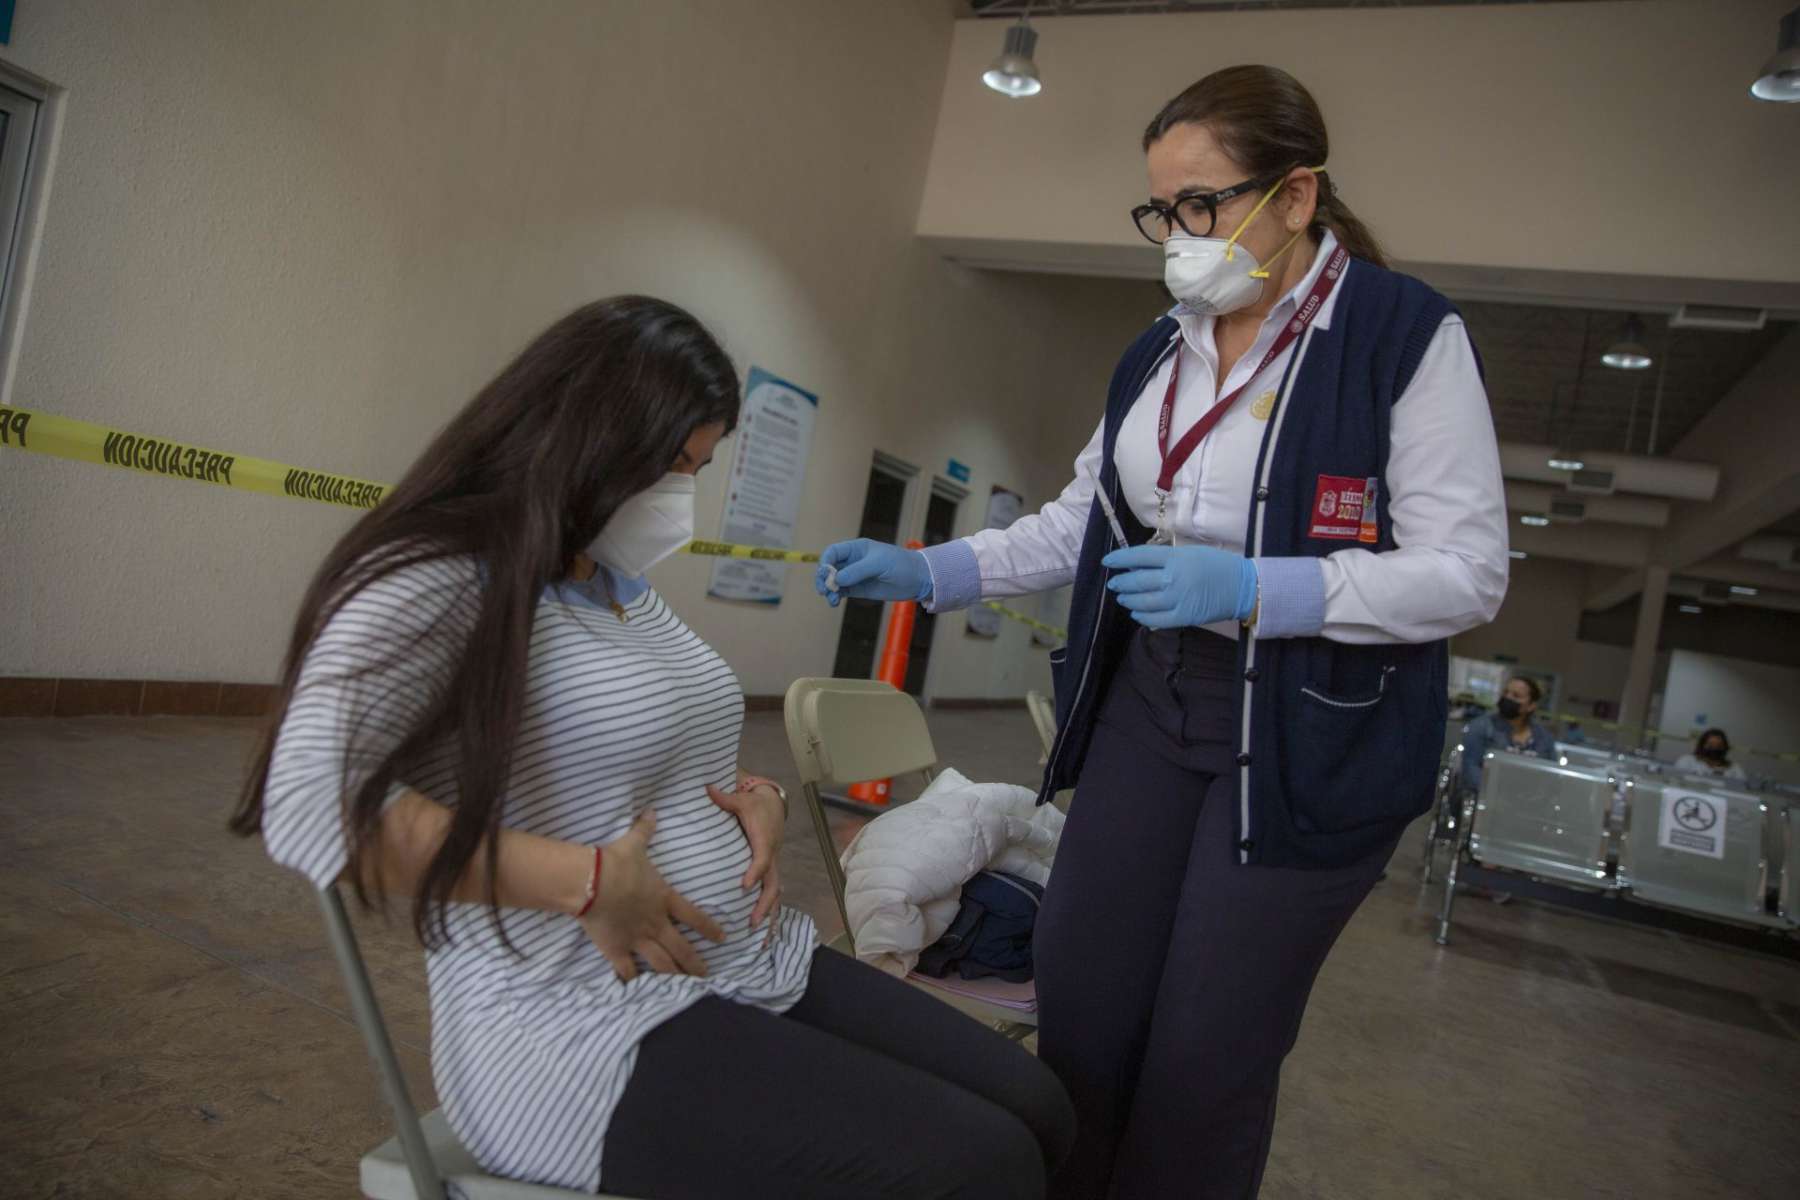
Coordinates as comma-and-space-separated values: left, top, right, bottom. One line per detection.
587, 472, 696, 578
1160, 169, 1314, 317
1162, 233, 1271, 317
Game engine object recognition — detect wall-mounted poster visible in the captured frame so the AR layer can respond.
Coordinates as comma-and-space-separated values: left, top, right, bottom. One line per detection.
707, 367, 818, 604
964, 485, 1024, 638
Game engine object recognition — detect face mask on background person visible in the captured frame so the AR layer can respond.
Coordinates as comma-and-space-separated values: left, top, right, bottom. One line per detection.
1495, 696, 1523, 721
1699, 740, 1728, 762
587, 472, 695, 578
1161, 172, 1312, 317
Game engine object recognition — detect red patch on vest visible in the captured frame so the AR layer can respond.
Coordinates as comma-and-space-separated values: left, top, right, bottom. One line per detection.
1309, 475, 1370, 540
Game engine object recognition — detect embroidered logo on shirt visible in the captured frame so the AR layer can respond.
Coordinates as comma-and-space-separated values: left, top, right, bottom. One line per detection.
1250, 390, 1276, 421
1310, 474, 1372, 540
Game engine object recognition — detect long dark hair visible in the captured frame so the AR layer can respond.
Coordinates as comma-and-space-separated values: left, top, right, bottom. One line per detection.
1143, 65, 1389, 268
1695, 728, 1731, 760
230, 296, 740, 946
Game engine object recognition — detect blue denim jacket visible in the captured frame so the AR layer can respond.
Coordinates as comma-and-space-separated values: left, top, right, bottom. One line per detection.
1459, 711, 1557, 793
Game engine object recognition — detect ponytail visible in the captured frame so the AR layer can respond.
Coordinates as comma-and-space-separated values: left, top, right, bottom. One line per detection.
1313, 174, 1388, 269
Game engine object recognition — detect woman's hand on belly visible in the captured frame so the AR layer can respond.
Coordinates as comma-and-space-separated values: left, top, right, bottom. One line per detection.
581, 809, 727, 981
708, 780, 786, 946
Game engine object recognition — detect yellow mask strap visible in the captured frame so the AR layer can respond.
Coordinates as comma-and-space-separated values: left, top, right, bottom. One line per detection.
1248, 226, 1308, 280
1225, 165, 1329, 271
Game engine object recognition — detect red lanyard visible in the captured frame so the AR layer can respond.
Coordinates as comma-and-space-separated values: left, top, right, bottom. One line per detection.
1155, 245, 1349, 493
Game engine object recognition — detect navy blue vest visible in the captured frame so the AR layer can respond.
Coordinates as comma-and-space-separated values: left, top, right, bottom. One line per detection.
1042, 260, 1463, 869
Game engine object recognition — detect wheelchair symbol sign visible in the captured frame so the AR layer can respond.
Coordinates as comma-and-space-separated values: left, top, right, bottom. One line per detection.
1660, 789, 1726, 859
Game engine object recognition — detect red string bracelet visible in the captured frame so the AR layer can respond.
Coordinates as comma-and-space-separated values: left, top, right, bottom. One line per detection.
574, 846, 602, 918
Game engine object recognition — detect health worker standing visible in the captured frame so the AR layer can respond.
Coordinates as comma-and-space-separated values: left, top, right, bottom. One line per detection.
816, 65, 1509, 1199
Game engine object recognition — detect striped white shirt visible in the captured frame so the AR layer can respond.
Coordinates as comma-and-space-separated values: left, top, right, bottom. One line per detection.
261, 556, 817, 1192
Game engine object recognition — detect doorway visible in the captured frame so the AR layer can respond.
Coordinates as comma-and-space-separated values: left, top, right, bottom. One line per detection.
831, 453, 917, 683
902, 478, 966, 696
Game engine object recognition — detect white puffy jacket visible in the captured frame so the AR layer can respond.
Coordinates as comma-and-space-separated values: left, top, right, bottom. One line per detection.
839, 767, 1064, 976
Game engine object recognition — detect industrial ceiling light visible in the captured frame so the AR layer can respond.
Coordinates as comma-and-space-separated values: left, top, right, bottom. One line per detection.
1520, 514, 1551, 527
1508, 550, 1529, 560
1546, 448, 1586, 471
1751, 7, 1800, 102
1679, 604, 1705, 614
982, 17, 1042, 97
1730, 585, 1760, 596
1601, 314, 1654, 370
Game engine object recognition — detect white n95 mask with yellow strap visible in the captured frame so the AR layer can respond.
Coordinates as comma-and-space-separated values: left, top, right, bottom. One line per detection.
1162, 169, 1320, 317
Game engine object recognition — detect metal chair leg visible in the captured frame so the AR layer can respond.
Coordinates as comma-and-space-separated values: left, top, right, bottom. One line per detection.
1435, 793, 1475, 947
1419, 817, 1437, 887
317, 888, 445, 1200
1421, 750, 1461, 887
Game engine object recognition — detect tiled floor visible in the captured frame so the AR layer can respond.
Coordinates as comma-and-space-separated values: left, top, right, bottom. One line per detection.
2, 711, 1797, 1198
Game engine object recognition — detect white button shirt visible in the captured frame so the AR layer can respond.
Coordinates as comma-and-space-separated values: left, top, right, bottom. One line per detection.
938, 232, 1509, 644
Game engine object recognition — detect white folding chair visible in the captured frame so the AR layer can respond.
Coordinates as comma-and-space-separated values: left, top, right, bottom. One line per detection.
316, 887, 632, 1199
1024, 689, 1057, 764
783, 677, 1039, 1040
1618, 779, 1785, 930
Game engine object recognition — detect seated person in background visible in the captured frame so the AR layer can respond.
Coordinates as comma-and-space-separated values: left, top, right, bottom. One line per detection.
1675, 728, 1748, 782
229, 296, 1072, 1200
1459, 675, 1556, 793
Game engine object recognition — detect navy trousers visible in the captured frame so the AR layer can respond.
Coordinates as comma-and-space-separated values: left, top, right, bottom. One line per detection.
1035, 627, 1399, 1200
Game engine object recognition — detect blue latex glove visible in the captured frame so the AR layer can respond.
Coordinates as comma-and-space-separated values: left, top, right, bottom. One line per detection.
1102, 544, 1258, 629
815, 539, 933, 608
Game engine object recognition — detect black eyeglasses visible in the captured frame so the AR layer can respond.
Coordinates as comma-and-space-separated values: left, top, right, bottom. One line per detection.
1131, 173, 1281, 245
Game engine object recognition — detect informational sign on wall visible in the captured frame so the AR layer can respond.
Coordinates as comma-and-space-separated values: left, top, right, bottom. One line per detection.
707, 367, 818, 605
1659, 788, 1727, 860
964, 486, 1024, 639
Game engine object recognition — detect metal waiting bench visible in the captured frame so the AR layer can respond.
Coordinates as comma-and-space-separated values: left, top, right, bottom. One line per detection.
1431, 748, 1797, 946
1618, 778, 1788, 931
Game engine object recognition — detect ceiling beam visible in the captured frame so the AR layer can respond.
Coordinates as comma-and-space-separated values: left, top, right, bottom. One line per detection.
1667, 579, 1800, 616
1587, 568, 1647, 613
1511, 523, 1650, 569
1679, 556, 1800, 595
924, 236, 1800, 318
1579, 326, 1800, 609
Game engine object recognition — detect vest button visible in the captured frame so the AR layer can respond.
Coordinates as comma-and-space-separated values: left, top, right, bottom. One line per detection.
1236, 752, 1252, 767
1238, 838, 1255, 853
1255, 486, 1270, 501
1243, 667, 1260, 682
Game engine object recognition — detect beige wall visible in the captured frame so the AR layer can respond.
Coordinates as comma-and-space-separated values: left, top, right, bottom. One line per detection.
0, 0, 1151, 699
1450, 556, 1632, 712
918, 0, 1800, 301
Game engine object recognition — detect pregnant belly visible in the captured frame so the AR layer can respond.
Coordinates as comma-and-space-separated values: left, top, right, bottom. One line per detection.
649, 801, 766, 971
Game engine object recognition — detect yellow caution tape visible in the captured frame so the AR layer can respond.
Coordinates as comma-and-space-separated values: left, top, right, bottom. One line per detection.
983, 601, 1068, 642
0, 404, 816, 563
0, 404, 390, 510
683, 539, 817, 564
19, 405, 1796, 754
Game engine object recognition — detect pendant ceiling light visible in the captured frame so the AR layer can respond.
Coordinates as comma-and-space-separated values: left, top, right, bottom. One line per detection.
982, 17, 1042, 98
1601, 313, 1654, 371
1751, 7, 1800, 102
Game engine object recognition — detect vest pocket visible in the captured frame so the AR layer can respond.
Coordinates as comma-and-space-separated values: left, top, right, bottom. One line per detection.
1286, 668, 1420, 834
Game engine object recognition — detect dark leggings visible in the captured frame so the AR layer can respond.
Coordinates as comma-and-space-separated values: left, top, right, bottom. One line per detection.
599, 946, 1076, 1199
1035, 627, 1399, 1200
